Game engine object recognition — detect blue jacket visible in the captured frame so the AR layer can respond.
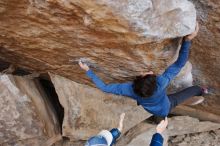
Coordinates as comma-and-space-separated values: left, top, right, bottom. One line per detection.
150, 133, 163, 146
86, 41, 191, 117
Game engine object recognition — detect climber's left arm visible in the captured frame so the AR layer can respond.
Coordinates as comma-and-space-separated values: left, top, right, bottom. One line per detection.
79, 60, 135, 97
161, 40, 191, 85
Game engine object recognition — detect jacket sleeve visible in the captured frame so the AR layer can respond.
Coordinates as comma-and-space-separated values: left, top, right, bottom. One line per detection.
86, 70, 134, 97
150, 133, 164, 146
110, 128, 121, 146
161, 40, 191, 87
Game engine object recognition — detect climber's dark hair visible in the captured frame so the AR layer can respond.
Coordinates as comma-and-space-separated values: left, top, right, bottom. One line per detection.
132, 74, 157, 98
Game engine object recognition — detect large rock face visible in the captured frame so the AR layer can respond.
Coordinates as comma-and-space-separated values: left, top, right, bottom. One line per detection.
117, 116, 220, 146
50, 73, 151, 140
0, 0, 219, 117
187, 0, 220, 116
0, 75, 61, 146
0, 0, 196, 85
0, 0, 220, 145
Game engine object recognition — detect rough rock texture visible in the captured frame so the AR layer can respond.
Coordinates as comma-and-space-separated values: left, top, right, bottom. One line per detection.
50, 73, 151, 140
124, 127, 168, 146
189, 0, 220, 90
169, 129, 220, 146
0, 0, 219, 117
187, 0, 220, 117
172, 105, 220, 123
117, 121, 168, 146
0, 74, 61, 146
0, 0, 196, 85
117, 116, 220, 146
53, 139, 85, 146
167, 116, 220, 136
0, 0, 220, 145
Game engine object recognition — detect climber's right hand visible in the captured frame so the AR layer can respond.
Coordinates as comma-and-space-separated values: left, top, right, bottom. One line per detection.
79, 60, 90, 71
184, 22, 199, 41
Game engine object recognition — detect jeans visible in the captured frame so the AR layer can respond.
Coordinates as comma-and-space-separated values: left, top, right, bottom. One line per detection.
168, 85, 203, 111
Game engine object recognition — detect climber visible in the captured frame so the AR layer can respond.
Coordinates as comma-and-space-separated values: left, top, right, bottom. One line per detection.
85, 113, 125, 146
79, 22, 207, 117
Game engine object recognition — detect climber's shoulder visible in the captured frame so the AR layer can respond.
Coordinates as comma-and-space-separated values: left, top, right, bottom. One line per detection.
155, 75, 167, 88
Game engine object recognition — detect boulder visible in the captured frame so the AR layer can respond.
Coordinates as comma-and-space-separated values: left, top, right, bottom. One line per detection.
0, 0, 196, 85
49, 73, 151, 140
2, 0, 219, 117
167, 116, 220, 136
188, 0, 220, 116
117, 121, 168, 146
0, 0, 220, 144
0, 74, 61, 146
169, 129, 220, 146
117, 116, 220, 146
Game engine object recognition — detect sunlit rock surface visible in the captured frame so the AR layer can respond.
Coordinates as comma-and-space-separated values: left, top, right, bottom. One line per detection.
169, 129, 220, 146
167, 116, 220, 136
0, 0, 196, 85
0, 0, 220, 145
117, 116, 220, 146
0, 75, 61, 146
187, 0, 220, 116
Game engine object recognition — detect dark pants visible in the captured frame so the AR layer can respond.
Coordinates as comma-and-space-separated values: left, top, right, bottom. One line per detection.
168, 85, 203, 111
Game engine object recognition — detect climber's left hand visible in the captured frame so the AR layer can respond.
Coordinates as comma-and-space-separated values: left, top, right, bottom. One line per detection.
118, 113, 125, 132
79, 60, 90, 71
184, 22, 199, 41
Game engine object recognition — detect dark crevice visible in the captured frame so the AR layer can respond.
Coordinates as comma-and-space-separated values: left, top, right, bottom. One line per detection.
0, 62, 65, 134
0, 59, 33, 76
145, 114, 173, 124
12, 67, 32, 76
0, 59, 11, 71
38, 78, 64, 134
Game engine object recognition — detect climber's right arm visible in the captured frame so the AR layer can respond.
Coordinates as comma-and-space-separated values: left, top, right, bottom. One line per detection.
160, 22, 199, 87
86, 70, 134, 97
160, 40, 191, 86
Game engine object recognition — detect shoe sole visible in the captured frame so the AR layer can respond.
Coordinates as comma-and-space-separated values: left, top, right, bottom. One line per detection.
190, 97, 205, 106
